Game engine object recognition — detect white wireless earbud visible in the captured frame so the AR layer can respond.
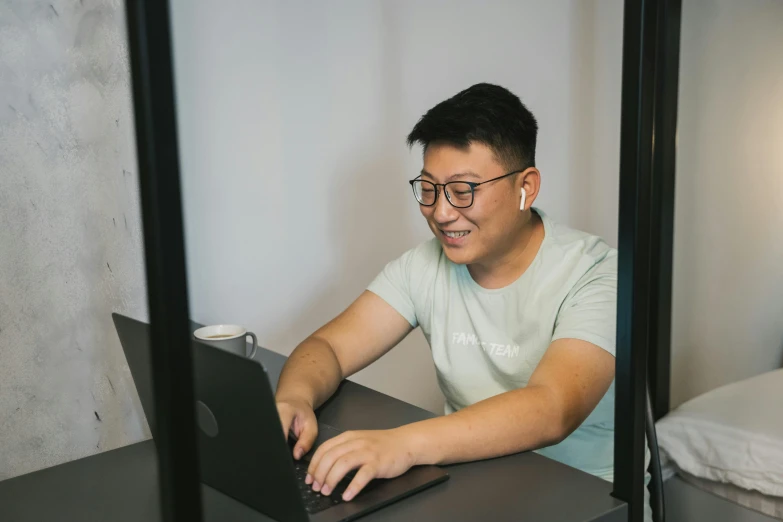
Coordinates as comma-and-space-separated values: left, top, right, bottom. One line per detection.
520, 188, 527, 210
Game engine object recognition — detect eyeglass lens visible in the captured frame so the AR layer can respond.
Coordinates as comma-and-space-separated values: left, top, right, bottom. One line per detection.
412, 180, 473, 208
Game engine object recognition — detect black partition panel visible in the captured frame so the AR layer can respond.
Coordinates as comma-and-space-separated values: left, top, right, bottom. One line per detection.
649, 0, 681, 422
614, 0, 681, 520
125, 0, 203, 521
614, 0, 657, 518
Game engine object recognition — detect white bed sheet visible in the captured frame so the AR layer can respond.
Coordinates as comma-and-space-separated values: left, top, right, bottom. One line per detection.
656, 368, 783, 497
679, 470, 783, 520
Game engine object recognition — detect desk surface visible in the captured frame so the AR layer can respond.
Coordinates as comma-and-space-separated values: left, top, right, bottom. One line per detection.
1, 344, 627, 522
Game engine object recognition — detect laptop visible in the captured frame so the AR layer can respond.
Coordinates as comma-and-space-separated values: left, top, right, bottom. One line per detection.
112, 313, 449, 522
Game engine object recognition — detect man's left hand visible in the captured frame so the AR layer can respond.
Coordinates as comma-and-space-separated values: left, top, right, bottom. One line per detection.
305, 428, 418, 501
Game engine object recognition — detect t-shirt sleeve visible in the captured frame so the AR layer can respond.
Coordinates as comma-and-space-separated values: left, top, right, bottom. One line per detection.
551, 251, 618, 356
366, 247, 420, 328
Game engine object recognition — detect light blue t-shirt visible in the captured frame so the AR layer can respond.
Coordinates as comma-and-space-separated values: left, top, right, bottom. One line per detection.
368, 208, 617, 479
368, 207, 651, 519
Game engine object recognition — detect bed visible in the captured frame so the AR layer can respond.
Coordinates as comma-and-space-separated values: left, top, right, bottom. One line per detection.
656, 368, 783, 521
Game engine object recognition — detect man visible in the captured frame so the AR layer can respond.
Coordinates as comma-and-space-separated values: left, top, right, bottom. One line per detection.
276, 83, 637, 512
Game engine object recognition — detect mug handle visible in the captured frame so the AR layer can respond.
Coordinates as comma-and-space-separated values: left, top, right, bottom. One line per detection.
246, 331, 258, 359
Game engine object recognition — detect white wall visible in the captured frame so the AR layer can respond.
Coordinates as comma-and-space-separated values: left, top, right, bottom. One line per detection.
171, 0, 624, 413
671, 0, 783, 407
171, 0, 783, 413
0, 0, 148, 480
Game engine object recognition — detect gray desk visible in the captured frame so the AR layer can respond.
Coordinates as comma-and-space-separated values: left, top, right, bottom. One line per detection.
1, 346, 627, 522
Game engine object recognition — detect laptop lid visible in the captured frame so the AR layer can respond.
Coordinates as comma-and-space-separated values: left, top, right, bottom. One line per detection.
113, 313, 212, 440
113, 313, 159, 439
113, 312, 309, 522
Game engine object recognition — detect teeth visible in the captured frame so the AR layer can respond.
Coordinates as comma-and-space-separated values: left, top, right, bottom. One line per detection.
444, 231, 469, 238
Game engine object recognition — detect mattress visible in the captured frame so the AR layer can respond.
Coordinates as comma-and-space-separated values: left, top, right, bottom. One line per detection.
679, 470, 783, 520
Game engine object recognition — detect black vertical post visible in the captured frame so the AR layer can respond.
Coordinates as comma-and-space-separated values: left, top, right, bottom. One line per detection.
648, 0, 682, 422
614, 0, 659, 520
125, 1, 203, 521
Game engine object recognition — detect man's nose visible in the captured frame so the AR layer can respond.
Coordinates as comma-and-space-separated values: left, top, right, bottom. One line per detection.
433, 187, 458, 224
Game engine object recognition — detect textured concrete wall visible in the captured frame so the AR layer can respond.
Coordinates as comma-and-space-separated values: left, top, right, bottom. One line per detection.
0, 0, 149, 480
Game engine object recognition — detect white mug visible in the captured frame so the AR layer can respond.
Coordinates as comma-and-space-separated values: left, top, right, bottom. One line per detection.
193, 325, 258, 359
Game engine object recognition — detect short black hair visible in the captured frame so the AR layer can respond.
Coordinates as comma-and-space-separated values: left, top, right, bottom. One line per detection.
406, 83, 538, 171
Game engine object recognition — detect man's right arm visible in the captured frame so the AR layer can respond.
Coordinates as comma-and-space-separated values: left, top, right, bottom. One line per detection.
275, 290, 413, 458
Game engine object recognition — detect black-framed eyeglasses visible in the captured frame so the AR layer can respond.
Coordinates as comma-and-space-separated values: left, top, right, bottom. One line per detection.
409, 169, 525, 208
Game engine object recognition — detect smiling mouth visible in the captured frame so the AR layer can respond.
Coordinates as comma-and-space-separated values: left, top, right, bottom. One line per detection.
441, 230, 470, 238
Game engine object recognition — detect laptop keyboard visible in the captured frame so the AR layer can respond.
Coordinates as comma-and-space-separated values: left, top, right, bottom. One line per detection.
293, 459, 346, 514
289, 425, 382, 514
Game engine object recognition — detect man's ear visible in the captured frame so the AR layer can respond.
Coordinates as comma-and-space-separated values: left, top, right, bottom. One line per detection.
519, 168, 541, 207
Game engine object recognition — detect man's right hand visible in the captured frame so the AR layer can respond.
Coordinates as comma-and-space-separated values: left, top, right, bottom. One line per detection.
276, 397, 319, 460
